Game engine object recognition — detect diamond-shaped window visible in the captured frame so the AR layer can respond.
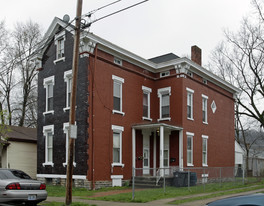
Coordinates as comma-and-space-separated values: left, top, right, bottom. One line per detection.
211, 101, 217, 113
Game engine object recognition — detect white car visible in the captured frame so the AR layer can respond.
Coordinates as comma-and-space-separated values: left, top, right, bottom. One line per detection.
0, 169, 47, 205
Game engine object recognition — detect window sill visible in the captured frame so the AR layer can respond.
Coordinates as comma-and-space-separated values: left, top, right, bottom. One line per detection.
53, 57, 65, 64
203, 121, 208, 125
63, 107, 70, 112
187, 163, 194, 167
203, 164, 208, 167
42, 162, 54, 167
111, 163, 125, 168
142, 117, 152, 121
158, 117, 171, 122
63, 162, 76, 167
43, 110, 54, 116
187, 117, 194, 121
112, 110, 125, 116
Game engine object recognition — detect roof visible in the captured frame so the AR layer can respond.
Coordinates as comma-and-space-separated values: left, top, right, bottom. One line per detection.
149, 53, 180, 64
148, 53, 180, 64
36, 17, 240, 96
5, 126, 37, 143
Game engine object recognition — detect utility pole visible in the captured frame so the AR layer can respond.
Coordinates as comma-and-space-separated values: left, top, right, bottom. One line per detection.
65, 0, 83, 205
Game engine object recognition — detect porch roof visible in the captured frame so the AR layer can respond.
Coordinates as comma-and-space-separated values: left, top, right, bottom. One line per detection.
132, 123, 182, 131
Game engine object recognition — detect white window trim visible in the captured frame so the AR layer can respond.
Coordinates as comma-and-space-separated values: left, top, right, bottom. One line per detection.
202, 135, 209, 167
142, 86, 152, 121
63, 122, 76, 167
111, 125, 124, 167
112, 75, 125, 116
54, 31, 66, 64
157, 87, 171, 121
186, 88, 194, 121
42, 125, 54, 167
186, 132, 194, 167
43, 76, 55, 115
63, 70, 72, 111
202, 94, 208, 124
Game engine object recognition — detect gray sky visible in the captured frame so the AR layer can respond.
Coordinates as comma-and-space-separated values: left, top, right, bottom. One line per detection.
1, 0, 252, 64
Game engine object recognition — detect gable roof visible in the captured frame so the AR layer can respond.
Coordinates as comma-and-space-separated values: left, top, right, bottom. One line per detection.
6, 126, 37, 143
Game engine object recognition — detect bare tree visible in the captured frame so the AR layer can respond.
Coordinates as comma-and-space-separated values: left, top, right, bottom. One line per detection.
209, 1, 264, 128
11, 20, 42, 127
208, 0, 264, 173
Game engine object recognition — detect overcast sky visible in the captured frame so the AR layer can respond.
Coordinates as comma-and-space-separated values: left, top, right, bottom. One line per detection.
1, 0, 252, 65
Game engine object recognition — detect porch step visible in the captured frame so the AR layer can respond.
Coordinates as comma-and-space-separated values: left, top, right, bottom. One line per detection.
133, 176, 173, 188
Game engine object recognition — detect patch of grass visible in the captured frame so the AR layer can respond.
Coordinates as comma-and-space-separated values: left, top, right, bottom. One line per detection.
170, 185, 264, 205
46, 185, 130, 197
86, 180, 264, 203
40, 202, 96, 206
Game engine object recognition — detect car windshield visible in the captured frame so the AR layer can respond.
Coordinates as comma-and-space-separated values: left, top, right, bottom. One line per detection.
0, 170, 31, 180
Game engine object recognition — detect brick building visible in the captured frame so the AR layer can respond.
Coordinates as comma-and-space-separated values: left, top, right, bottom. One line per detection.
35, 17, 239, 188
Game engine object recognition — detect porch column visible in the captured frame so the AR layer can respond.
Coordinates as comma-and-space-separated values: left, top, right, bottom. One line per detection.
160, 125, 164, 177
179, 129, 183, 171
132, 128, 136, 170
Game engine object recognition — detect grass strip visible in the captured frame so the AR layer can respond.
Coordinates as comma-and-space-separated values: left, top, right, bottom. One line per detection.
170, 185, 264, 205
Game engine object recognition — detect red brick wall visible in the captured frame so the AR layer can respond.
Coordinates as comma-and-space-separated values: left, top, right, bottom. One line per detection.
88, 49, 235, 181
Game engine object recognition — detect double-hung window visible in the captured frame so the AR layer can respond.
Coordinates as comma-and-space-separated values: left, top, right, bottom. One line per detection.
142, 86, 152, 121
202, 135, 208, 167
112, 125, 124, 167
43, 76, 55, 115
43, 125, 54, 167
54, 31, 66, 64
187, 88, 194, 120
202, 94, 208, 124
64, 70, 72, 111
158, 87, 171, 121
63, 122, 76, 167
112, 75, 124, 115
187, 132, 194, 166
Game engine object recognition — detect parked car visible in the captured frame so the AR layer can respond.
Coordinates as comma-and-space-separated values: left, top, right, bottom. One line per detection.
0, 169, 47, 205
205, 193, 264, 206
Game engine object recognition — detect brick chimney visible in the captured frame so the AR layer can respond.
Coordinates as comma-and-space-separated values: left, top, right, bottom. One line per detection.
191, 45, 202, 66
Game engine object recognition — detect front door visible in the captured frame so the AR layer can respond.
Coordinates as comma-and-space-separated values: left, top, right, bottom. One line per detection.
143, 135, 150, 175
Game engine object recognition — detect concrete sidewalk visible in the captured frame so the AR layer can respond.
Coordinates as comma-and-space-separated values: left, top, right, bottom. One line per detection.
45, 188, 264, 206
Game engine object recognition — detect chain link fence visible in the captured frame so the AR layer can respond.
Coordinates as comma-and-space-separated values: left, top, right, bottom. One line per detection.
131, 166, 261, 200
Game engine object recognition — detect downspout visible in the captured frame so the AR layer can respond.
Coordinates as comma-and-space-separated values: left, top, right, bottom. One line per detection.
91, 45, 98, 190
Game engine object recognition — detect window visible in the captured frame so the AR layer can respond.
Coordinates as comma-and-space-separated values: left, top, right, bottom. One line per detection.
202, 95, 208, 123
54, 31, 66, 64
187, 88, 194, 120
63, 123, 76, 167
64, 70, 72, 111
112, 125, 124, 167
112, 75, 124, 115
160, 71, 170, 78
158, 87, 171, 121
202, 135, 208, 167
114, 57, 122, 66
142, 86, 152, 120
187, 132, 194, 166
43, 76, 55, 115
43, 125, 54, 167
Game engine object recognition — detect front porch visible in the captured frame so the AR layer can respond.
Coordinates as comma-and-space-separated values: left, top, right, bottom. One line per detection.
132, 123, 184, 178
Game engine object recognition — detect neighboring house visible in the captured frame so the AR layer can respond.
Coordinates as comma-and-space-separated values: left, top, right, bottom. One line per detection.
0, 126, 37, 178
35, 17, 239, 189
235, 141, 244, 176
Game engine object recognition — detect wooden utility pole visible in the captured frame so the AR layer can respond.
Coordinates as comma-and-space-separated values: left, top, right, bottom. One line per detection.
65, 0, 83, 205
